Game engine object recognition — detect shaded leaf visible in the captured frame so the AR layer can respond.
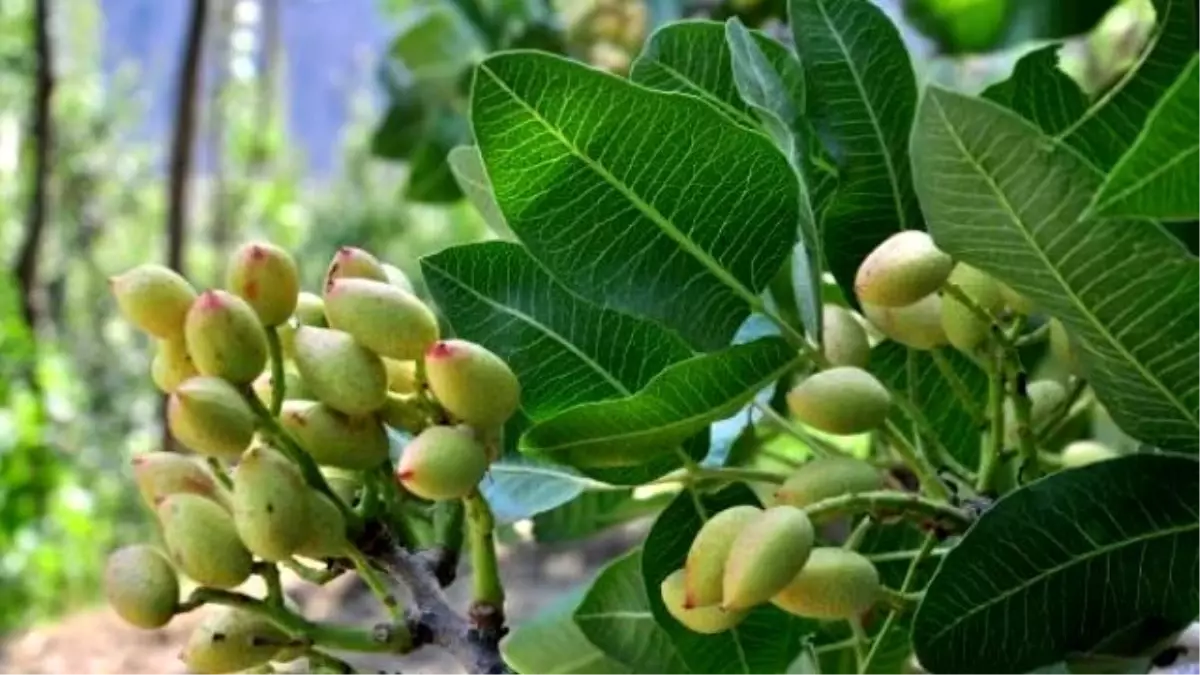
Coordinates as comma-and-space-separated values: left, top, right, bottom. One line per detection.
1088, 55, 1199, 221
981, 45, 1087, 135
642, 484, 814, 673
502, 586, 631, 674
520, 337, 801, 468
422, 241, 698, 484
576, 549, 688, 674
533, 490, 671, 542
911, 86, 1199, 452
405, 108, 469, 203
447, 145, 513, 237
471, 51, 800, 350
482, 455, 610, 524
913, 454, 1200, 673
389, 5, 483, 84
789, 0, 921, 305
870, 343, 987, 468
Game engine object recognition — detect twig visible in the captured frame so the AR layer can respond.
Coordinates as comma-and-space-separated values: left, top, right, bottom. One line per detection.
463, 491, 504, 619
1006, 366, 1039, 483
282, 559, 345, 585
942, 283, 1011, 349
861, 533, 938, 673
266, 326, 286, 416
255, 562, 284, 608
305, 648, 357, 674
864, 546, 948, 564
801, 490, 972, 533
754, 401, 839, 457
207, 457, 233, 490
880, 421, 951, 501
976, 343, 1006, 494
1014, 321, 1051, 347
346, 546, 405, 623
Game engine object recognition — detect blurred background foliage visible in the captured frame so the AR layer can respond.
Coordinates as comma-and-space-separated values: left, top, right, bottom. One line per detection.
0, 0, 1155, 637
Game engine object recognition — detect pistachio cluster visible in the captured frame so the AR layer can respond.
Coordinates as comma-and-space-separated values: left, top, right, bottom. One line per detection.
660, 457, 886, 633
104, 242, 521, 673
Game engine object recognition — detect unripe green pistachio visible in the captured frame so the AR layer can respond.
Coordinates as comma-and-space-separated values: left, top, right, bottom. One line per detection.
684, 505, 761, 607
384, 359, 418, 394
131, 451, 230, 509
822, 305, 871, 368
279, 400, 389, 470
999, 282, 1036, 315
324, 278, 439, 361
660, 569, 747, 634
380, 392, 427, 434
787, 367, 890, 436
168, 376, 256, 460
855, 231, 953, 307
774, 456, 883, 512
295, 491, 349, 559
722, 505, 815, 611
226, 242, 300, 326
1004, 379, 1067, 446
861, 294, 948, 350
232, 446, 310, 561
110, 264, 198, 338
397, 425, 489, 501
425, 340, 521, 429
324, 246, 388, 288
292, 326, 388, 415
185, 290, 269, 384
152, 336, 199, 393
252, 368, 311, 406
294, 291, 327, 327
158, 493, 253, 589
1049, 319, 1077, 373
321, 466, 363, 505
382, 263, 416, 294
182, 607, 289, 674
104, 545, 179, 629
941, 264, 1004, 357
771, 547, 880, 620
1061, 440, 1118, 467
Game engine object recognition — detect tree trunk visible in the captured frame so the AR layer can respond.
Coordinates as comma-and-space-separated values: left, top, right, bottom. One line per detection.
13, 0, 54, 333
207, 0, 232, 284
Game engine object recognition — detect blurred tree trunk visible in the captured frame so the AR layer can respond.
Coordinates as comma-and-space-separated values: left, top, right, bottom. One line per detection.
255, 0, 281, 172
207, 0, 232, 284
163, 0, 208, 451
13, 0, 54, 335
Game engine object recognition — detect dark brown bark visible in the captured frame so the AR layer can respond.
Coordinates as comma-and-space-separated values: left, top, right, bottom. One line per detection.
165, 0, 208, 275
13, 0, 54, 331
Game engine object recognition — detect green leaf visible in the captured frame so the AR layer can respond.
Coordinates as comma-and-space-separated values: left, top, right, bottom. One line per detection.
422, 240, 699, 483
1087, 55, 1199, 221
911, 87, 1200, 453
482, 456, 610, 524
447, 145, 513, 238
389, 5, 483, 84
502, 586, 631, 674
405, 109, 469, 203
371, 92, 427, 160
521, 337, 801, 468
575, 549, 688, 674
642, 484, 813, 673
533, 490, 671, 542
471, 51, 801, 350
869, 343, 987, 468
789, 0, 921, 305
981, 45, 1087, 136
913, 453, 1200, 673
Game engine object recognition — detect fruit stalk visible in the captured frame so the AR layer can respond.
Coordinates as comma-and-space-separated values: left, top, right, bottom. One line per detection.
463, 490, 504, 611
801, 490, 971, 532
206, 457, 233, 490
345, 546, 407, 624
179, 588, 408, 653
941, 281, 1011, 349
1005, 366, 1040, 483
255, 562, 285, 608
881, 420, 951, 501
752, 401, 839, 457
861, 532, 938, 670
266, 326, 287, 417
977, 343, 1007, 493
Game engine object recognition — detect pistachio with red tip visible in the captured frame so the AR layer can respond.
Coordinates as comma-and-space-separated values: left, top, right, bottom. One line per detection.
104, 545, 179, 629
661, 569, 747, 634
184, 290, 268, 384
131, 451, 230, 509
684, 505, 761, 607
425, 340, 521, 429
324, 246, 388, 288
226, 241, 300, 326
397, 425, 489, 501
324, 278, 440, 361
722, 506, 815, 611
110, 264, 197, 338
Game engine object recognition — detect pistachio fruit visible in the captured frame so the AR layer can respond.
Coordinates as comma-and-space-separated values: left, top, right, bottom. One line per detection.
382, 263, 415, 294
294, 291, 327, 327
104, 545, 179, 629
252, 368, 311, 407
226, 241, 300, 327
185, 290, 269, 384
324, 278, 439, 361
999, 282, 1036, 315
684, 505, 761, 607
397, 425, 489, 501
1004, 379, 1066, 446
941, 264, 1004, 357
279, 400, 389, 470
131, 451, 229, 509
661, 569, 747, 634
151, 336, 199, 393
292, 326, 387, 415
787, 367, 890, 436
822, 305, 871, 369
168, 376, 256, 460
771, 547, 880, 620
774, 456, 883, 512
321, 466, 363, 505
1061, 440, 1118, 467
110, 264, 198, 338
425, 340, 521, 430
861, 294, 948, 350
295, 491, 349, 559
232, 446, 310, 561
181, 607, 290, 674
855, 231, 953, 307
158, 493, 253, 589
324, 246, 387, 288
722, 506, 815, 611
384, 359, 418, 394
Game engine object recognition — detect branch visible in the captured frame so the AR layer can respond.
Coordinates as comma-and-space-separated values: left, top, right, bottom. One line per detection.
376, 544, 509, 674
802, 490, 973, 534
13, 0, 54, 332
166, 0, 206, 273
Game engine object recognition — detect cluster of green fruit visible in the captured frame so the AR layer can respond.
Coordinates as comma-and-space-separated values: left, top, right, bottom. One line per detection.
103, 242, 521, 673
661, 457, 886, 633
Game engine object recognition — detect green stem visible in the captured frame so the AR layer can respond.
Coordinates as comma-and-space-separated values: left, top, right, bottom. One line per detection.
1006, 365, 1040, 483
207, 457, 233, 490
802, 490, 972, 533
877, 586, 921, 613
864, 547, 948, 564
886, 394, 965, 483
843, 517, 873, 550
977, 343, 1007, 494
180, 588, 408, 653
849, 617, 868, 672
881, 421, 951, 501
345, 546, 405, 623
243, 391, 359, 530
464, 490, 504, 609
942, 282, 1011, 348
282, 560, 344, 585
1014, 321, 1051, 347
1036, 377, 1089, 442
754, 401, 838, 457
265, 326, 286, 417
861, 533, 938, 673
648, 465, 788, 487
255, 562, 284, 608
306, 649, 357, 674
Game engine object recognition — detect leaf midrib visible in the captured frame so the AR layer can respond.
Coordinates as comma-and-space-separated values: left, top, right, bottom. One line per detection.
640, 57, 756, 128
526, 355, 800, 453
423, 258, 632, 397
478, 63, 768, 312
929, 92, 1200, 429
812, 0, 910, 230
923, 519, 1199, 646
